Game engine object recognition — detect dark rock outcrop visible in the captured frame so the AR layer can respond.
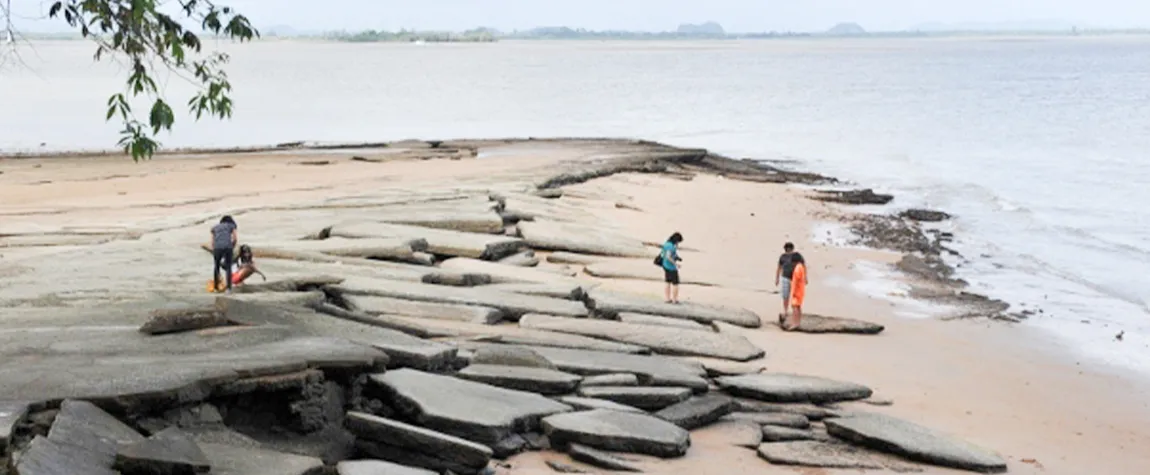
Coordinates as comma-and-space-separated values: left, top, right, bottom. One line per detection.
811, 188, 894, 205
899, 208, 951, 222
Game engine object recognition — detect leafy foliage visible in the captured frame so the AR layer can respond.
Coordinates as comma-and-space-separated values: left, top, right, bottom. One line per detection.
48, 0, 258, 160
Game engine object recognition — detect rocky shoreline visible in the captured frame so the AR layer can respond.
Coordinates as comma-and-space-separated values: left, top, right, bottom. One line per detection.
0, 138, 1015, 474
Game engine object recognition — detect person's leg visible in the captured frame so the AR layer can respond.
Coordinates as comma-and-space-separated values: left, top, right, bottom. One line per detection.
780, 278, 791, 317
792, 304, 803, 327
223, 248, 235, 291
232, 266, 253, 285
670, 270, 681, 303
672, 284, 680, 304
212, 248, 225, 292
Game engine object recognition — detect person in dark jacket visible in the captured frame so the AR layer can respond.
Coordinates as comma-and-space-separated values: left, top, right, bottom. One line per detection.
210, 216, 238, 292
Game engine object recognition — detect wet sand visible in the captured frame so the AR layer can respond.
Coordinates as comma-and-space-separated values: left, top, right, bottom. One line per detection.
2, 140, 1148, 474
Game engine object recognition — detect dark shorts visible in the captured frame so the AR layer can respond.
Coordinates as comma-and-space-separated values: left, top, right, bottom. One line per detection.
664, 269, 680, 285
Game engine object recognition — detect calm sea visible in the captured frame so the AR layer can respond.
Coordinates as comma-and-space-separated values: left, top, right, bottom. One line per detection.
3, 37, 1149, 374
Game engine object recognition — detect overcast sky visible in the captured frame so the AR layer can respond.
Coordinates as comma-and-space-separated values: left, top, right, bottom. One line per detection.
10, 0, 1150, 33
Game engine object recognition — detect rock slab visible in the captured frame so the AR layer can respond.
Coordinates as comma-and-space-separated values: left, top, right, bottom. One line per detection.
761, 426, 817, 442
825, 412, 1008, 473
337, 459, 437, 475
580, 373, 639, 388
654, 395, 736, 430
15, 435, 118, 475
757, 440, 887, 470
520, 314, 763, 361
114, 427, 211, 474
716, 373, 873, 404
786, 314, 885, 335
345, 295, 504, 324
471, 345, 557, 369
543, 409, 691, 458
568, 443, 642, 472
555, 397, 645, 414
346, 411, 492, 471
722, 412, 811, 429
455, 364, 583, 395
199, 442, 324, 475
578, 386, 692, 411
1, 401, 30, 452
587, 290, 761, 328
501, 345, 708, 392
371, 368, 572, 444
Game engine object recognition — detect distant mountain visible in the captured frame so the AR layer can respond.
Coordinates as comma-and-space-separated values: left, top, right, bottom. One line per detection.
676, 22, 725, 36
826, 22, 866, 36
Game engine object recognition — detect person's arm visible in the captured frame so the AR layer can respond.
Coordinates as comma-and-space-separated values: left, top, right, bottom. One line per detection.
774, 259, 782, 286
230, 228, 238, 247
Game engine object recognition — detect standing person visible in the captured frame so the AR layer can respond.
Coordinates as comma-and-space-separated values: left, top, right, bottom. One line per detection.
784, 254, 808, 330
774, 242, 805, 321
210, 216, 238, 293
660, 232, 684, 304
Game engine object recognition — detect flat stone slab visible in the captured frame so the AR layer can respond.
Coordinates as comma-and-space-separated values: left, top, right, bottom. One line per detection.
440, 257, 580, 285
200, 442, 324, 475
568, 443, 642, 472
0, 324, 388, 409
761, 425, 817, 442
1, 400, 30, 452
785, 314, 885, 335
546, 252, 609, 265
555, 397, 645, 414
346, 411, 492, 470
335, 277, 588, 318
471, 345, 557, 369
716, 373, 873, 404
587, 290, 761, 328
721, 412, 811, 429
483, 282, 585, 300
473, 332, 648, 354
684, 357, 766, 377
654, 394, 735, 430
757, 440, 890, 470
338, 459, 438, 475
825, 412, 1007, 473
520, 314, 763, 361
345, 295, 504, 324
580, 373, 639, 387
543, 409, 690, 458
218, 297, 456, 370
578, 386, 692, 411
499, 251, 541, 267
48, 400, 146, 456
619, 312, 711, 331
371, 368, 572, 444
471, 344, 708, 391
735, 399, 840, 421
15, 435, 118, 475
114, 427, 210, 474
139, 307, 230, 335
518, 220, 653, 258
455, 364, 583, 395
327, 221, 524, 260
258, 237, 428, 262
584, 261, 720, 286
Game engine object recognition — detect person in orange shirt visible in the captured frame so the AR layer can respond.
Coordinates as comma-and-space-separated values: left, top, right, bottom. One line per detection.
783, 254, 808, 331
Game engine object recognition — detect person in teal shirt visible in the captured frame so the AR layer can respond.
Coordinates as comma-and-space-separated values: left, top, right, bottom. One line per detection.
661, 232, 684, 303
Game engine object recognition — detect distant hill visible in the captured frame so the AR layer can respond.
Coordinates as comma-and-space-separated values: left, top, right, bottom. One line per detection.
676, 22, 726, 36
826, 23, 867, 36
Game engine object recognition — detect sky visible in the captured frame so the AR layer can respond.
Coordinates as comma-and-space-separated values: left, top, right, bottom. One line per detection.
8, 0, 1150, 33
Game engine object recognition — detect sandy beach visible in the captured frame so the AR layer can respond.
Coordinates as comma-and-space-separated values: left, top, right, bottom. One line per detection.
2, 139, 1148, 475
